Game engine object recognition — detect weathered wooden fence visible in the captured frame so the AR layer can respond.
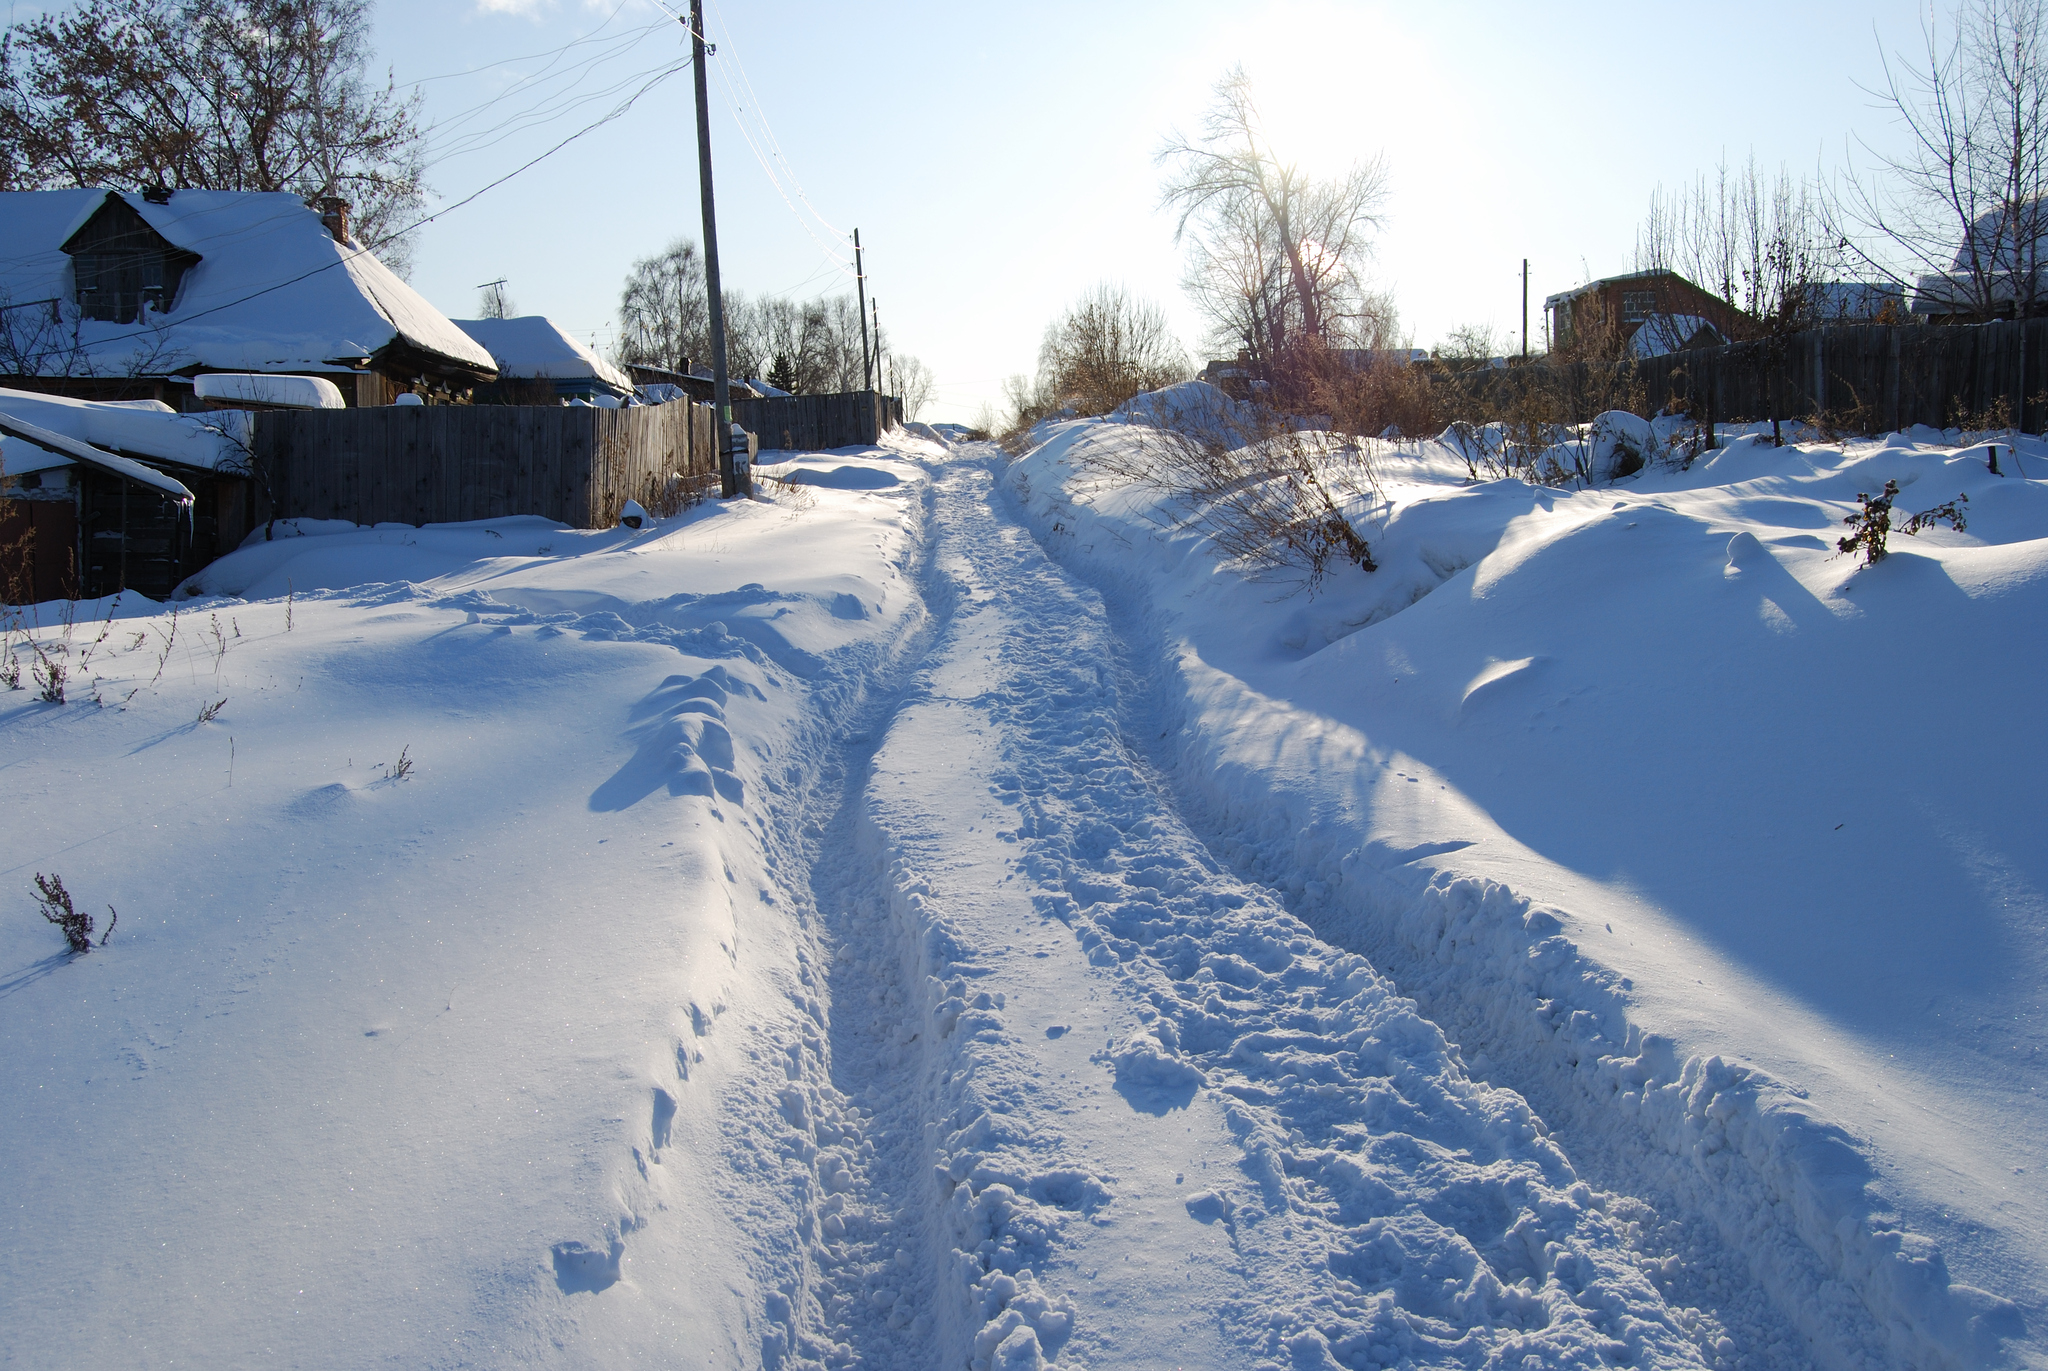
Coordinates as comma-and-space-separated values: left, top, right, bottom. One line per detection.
1634, 319, 2048, 431
731, 390, 902, 452
253, 401, 718, 528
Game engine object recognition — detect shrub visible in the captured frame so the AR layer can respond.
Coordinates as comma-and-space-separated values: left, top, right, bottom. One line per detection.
1838, 481, 1899, 564
1838, 480, 1969, 565
31, 644, 64, 703
1087, 413, 1378, 595
32, 873, 113, 954
1901, 492, 1969, 537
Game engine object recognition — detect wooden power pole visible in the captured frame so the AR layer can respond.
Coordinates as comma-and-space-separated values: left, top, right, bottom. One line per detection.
689, 0, 743, 497
1522, 259, 1529, 358
854, 229, 872, 392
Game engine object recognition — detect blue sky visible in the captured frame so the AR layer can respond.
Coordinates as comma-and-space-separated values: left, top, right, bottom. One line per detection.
24, 0, 1941, 420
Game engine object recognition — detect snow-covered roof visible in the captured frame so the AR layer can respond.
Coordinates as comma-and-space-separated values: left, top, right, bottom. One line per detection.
193, 372, 346, 409
1626, 313, 1725, 359
1543, 268, 1670, 311
1948, 196, 2048, 274
0, 189, 496, 380
0, 406, 195, 499
1807, 280, 1903, 320
449, 316, 633, 396
0, 385, 250, 472
1911, 265, 2048, 314
1910, 199, 2048, 314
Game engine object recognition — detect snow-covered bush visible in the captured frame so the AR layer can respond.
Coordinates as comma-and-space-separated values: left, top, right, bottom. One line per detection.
1587, 410, 1654, 482
1085, 408, 1378, 593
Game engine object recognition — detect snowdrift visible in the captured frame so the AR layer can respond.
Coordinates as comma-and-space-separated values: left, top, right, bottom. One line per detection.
1007, 409, 2047, 1370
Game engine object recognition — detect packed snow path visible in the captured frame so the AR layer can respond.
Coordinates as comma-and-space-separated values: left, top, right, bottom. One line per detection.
776, 454, 1718, 1369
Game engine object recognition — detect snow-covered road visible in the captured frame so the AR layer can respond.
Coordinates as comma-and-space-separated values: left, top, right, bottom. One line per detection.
763, 453, 1776, 1370
4, 422, 2038, 1370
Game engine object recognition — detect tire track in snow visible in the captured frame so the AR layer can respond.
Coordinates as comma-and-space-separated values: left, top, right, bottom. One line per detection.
813, 456, 1712, 1369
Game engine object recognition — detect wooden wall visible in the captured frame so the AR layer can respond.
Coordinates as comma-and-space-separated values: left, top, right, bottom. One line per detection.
730, 390, 902, 452
0, 496, 78, 603
1634, 319, 2048, 431
254, 401, 718, 529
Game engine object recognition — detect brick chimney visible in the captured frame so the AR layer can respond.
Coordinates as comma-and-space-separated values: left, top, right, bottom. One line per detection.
316, 196, 350, 244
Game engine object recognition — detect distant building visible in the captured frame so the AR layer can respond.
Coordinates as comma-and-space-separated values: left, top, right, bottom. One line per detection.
454, 316, 635, 403
1910, 199, 2048, 322
1809, 281, 1906, 323
625, 363, 764, 404
1544, 270, 1748, 354
1198, 353, 1258, 399
1625, 314, 1729, 359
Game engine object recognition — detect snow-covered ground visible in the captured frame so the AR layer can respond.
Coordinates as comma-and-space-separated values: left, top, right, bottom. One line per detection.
1008, 409, 2047, 1370
2, 411, 2042, 1369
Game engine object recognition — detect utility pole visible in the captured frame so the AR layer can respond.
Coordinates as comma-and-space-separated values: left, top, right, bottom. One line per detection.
689, 0, 743, 497
1521, 259, 1529, 358
872, 297, 883, 393
853, 229, 872, 392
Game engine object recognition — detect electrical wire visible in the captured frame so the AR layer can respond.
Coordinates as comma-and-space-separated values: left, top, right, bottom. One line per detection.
62, 57, 693, 353
709, 3, 847, 242
0, 5, 672, 277
636, 0, 854, 281
420, 17, 679, 167
406, 0, 640, 85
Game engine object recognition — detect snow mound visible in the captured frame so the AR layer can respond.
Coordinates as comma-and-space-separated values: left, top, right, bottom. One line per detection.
1004, 418, 2048, 1368
1110, 380, 1252, 445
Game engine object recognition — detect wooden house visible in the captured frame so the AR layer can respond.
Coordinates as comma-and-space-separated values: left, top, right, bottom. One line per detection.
0, 188, 497, 410
1544, 270, 1750, 355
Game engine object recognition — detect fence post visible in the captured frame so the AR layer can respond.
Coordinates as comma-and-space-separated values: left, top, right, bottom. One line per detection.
1886, 327, 1901, 434
1813, 328, 1826, 416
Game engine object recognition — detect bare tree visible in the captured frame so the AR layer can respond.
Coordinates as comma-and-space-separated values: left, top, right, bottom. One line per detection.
1836, 1, 2048, 317
1434, 322, 1501, 366
894, 354, 935, 420
1035, 283, 1189, 416
1635, 153, 1833, 441
616, 242, 873, 393
616, 238, 710, 374
1, 0, 427, 274
477, 281, 516, 319
1159, 66, 1388, 368
1635, 155, 1834, 331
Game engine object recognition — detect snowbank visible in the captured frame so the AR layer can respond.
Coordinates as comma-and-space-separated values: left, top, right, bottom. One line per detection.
0, 452, 930, 1366
1005, 408, 2047, 1370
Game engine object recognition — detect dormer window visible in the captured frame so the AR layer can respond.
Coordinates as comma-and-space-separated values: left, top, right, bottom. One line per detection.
61, 193, 201, 324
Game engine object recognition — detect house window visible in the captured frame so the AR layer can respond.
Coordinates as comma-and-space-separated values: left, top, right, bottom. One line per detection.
61, 194, 200, 325
1621, 290, 1657, 323
73, 250, 183, 323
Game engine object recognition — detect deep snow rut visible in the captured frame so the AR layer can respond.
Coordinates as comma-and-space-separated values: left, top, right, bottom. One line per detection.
765, 455, 1728, 1370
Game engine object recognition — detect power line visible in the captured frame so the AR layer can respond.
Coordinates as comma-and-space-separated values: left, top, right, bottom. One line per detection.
407, 0, 642, 85
709, 4, 846, 242
67, 57, 693, 353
